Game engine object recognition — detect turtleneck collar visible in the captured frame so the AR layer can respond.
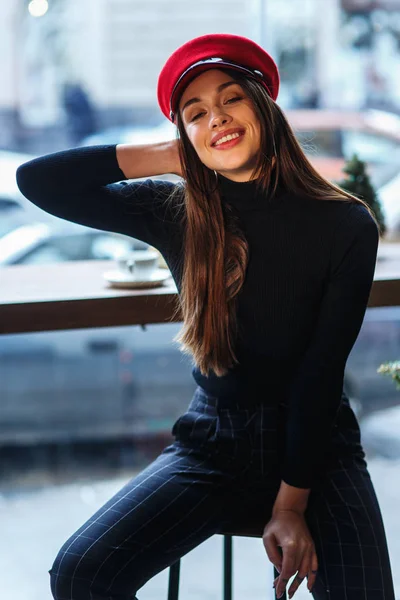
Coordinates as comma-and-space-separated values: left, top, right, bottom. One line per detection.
217, 172, 286, 212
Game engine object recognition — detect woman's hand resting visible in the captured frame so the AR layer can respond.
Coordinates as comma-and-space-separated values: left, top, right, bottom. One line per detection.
262, 509, 318, 598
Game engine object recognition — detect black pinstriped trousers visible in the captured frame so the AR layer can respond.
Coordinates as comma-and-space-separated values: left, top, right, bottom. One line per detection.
49, 386, 396, 600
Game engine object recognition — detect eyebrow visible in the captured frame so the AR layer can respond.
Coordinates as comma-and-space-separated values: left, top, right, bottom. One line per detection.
181, 81, 239, 114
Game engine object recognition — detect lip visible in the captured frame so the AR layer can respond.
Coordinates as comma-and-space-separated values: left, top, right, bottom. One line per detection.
212, 134, 244, 151
211, 127, 245, 147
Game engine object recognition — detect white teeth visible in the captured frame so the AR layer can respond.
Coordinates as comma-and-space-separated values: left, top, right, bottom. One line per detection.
214, 132, 242, 146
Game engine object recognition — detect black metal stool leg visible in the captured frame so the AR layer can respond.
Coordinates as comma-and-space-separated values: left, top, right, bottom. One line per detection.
167, 558, 181, 600
167, 537, 287, 600
223, 534, 233, 600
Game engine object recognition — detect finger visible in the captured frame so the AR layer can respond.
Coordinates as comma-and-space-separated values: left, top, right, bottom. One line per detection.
287, 553, 310, 599
273, 574, 282, 586
272, 574, 279, 590
275, 548, 298, 599
264, 539, 284, 571
306, 549, 319, 592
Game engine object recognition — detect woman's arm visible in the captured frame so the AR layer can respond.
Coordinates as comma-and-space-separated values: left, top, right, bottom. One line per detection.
280, 203, 379, 491
272, 481, 310, 515
16, 142, 182, 250
116, 139, 182, 179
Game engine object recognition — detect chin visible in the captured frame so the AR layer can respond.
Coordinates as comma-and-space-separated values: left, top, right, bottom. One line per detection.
213, 155, 251, 169
216, 161, 256, 175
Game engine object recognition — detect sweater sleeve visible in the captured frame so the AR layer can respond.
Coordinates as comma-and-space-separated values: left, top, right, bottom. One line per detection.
281, 203, 379, 489
15, 144, 182, 251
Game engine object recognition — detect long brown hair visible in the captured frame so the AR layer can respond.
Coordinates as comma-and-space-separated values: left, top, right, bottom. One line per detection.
167, 67, 380, 378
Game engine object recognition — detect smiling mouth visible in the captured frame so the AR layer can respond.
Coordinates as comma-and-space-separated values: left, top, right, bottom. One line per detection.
212, 131, 245, 149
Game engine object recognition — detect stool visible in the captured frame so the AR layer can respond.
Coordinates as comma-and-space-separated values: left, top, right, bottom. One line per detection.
166, 523, 287, 600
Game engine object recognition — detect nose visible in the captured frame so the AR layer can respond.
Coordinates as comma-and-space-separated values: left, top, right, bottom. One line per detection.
210, 112, 231, 130
212, 117, 227, 129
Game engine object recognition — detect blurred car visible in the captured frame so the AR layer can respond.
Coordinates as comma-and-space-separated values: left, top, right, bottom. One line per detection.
0, 202, 31, 238
0, 323, 195, 448
0, 220, 148, 266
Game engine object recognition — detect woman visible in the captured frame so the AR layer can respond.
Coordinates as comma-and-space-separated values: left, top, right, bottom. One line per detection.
16, 33, 395, 600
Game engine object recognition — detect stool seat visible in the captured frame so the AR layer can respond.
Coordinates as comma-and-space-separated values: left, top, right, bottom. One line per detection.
167, 526, 286, 600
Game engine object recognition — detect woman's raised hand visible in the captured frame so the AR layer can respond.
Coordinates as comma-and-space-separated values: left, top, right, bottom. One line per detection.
168, 138, 183, 178
262, 509, 318, 598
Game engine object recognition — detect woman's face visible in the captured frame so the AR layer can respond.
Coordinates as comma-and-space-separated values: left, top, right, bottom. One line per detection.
178, 69, 261, 182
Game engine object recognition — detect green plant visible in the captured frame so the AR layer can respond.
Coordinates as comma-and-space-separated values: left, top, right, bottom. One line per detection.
334, 153, 386, 237
377, 361, 400, 391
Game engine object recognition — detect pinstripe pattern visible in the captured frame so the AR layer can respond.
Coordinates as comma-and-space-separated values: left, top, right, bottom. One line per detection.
49, 387, 395, 600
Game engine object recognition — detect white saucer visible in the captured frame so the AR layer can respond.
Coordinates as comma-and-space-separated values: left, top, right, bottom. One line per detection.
103, 268, 173, 289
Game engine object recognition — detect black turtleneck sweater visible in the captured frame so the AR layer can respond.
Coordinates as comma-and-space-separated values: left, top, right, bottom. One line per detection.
15, 144, 379, 489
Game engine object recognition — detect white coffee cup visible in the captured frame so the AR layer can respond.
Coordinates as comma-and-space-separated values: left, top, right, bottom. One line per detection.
116, 250, 159, 280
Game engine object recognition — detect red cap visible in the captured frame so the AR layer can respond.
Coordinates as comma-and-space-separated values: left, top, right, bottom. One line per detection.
157, 33, 280, 123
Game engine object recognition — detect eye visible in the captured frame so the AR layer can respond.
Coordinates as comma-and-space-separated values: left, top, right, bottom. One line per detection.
190, 96, 242, 122
191, 111, 205, 122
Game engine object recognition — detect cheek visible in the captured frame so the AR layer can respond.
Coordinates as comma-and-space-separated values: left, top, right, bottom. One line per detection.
192, 133, 203, 151
248, 122, 261, 147
188, 130, 208, 156
243, 107, 260, 138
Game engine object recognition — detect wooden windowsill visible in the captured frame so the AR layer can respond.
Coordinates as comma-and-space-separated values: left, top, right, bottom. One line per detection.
1, 243, 400, 335
0, 260, 181, 334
